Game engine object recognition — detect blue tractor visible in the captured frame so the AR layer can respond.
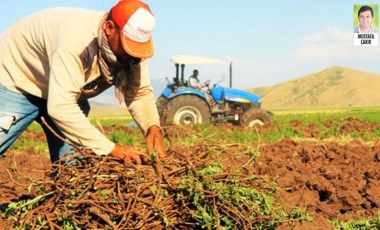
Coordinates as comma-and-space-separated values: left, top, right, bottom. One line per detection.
156, 55, 272, 127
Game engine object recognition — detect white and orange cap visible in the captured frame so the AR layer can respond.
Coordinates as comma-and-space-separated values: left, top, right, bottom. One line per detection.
112, 0, 155, 58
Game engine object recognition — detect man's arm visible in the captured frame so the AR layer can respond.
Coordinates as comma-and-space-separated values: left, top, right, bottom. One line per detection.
47, 49, 115, 155
123, 60, 160, 134
123, 60, 166, 159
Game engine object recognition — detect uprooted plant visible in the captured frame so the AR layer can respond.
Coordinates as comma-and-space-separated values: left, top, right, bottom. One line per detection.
2, 124, 313, 229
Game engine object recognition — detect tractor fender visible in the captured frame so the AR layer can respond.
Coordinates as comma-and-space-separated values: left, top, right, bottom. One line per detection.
162, 87, 208, 101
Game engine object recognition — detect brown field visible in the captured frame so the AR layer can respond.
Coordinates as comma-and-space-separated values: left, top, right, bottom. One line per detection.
0, 117, 379, 229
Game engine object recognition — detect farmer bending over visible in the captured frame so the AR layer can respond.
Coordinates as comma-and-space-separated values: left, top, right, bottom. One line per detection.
0, 0, 166, 164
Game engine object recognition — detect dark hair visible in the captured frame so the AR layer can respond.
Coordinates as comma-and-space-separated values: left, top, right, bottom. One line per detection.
107, 8, 113, 20
358, 5, 374, 17
106, 8, 120, 29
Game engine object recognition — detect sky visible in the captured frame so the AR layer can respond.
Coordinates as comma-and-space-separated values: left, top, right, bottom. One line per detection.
1, 0, 380, 104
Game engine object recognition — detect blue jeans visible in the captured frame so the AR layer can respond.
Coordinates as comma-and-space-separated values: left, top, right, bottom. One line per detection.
0, 83, 90, 163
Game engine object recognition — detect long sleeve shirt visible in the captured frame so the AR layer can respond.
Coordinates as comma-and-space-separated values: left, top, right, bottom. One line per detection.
0, 7, 160, 155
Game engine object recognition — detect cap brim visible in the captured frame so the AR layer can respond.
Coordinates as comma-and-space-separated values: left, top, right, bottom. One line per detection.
120, 30, 153, 59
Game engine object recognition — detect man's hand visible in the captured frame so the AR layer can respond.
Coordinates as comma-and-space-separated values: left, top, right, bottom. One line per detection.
110, 144, 144, 165
146, 125, 166, 159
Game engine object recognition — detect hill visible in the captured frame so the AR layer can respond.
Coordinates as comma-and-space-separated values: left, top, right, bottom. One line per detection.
247, 66, 380, 109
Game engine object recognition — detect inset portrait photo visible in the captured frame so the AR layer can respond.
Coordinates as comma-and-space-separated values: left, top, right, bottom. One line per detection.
354, 4, 378, 33
353, 4, 378, 46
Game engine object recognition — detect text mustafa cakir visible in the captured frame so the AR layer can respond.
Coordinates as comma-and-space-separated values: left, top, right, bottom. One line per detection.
357, 33, 375, 44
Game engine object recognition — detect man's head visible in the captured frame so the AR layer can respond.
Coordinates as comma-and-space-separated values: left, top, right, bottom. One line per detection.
358, 5, 374, 32
104, 0, 155, 60
193, 69, 199, 78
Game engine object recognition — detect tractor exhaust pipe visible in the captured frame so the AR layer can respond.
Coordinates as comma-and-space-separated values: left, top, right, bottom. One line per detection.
229, 62, 233, 88
181, 64, 185, 83
175, 63, 179, 85
173, 63, 186, 86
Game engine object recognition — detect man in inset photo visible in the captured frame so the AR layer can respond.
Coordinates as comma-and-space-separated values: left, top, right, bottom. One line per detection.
354, 5, 378, 33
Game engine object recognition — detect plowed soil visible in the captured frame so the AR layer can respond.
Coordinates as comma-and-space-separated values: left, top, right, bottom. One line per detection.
0, 117, 379, 229
256, 139, 380, 229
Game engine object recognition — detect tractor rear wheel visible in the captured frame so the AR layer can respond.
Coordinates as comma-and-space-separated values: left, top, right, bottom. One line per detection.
156, 96, 169, 125
166, 95, 211, 125
240, 109, 271, 127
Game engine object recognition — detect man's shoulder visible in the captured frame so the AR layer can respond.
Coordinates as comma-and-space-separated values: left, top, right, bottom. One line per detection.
23, 7, 105, 27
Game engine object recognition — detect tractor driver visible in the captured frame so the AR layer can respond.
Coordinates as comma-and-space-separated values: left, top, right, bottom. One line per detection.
188, 69, 208, 90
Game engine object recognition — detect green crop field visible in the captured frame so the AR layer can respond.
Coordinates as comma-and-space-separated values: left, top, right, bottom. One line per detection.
271, 106, 380, 122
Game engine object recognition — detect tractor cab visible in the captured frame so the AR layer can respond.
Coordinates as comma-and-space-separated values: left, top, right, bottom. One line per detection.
170, 55, 219, 88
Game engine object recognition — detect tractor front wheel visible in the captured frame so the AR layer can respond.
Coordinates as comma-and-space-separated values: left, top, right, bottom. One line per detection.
240, 109, 271, 127
166, 95, 211, 125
